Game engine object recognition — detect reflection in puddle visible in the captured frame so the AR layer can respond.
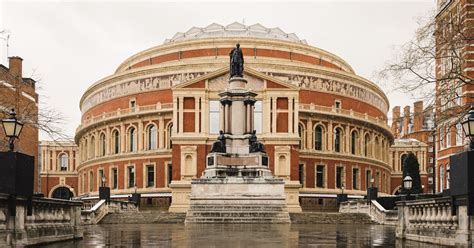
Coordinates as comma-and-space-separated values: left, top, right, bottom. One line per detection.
42, 223, 446, 247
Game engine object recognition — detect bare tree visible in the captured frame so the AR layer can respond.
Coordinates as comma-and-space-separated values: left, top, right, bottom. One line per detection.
0, 69, 71, 150
380, 9, 473, 126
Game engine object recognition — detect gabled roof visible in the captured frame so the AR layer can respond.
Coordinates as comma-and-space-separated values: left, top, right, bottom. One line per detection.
173, 66, 299, 90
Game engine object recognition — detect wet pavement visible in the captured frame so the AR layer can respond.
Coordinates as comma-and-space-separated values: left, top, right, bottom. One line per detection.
41, 223, 447, 247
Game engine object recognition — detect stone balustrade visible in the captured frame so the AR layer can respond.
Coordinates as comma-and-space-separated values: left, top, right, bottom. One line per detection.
0, 193, 83, 246
396, 197, 473, 246
339, 199, 397, 225
81, 199, 138, 225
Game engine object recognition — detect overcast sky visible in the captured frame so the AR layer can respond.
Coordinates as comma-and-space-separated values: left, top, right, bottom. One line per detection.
0, 0, 434, 140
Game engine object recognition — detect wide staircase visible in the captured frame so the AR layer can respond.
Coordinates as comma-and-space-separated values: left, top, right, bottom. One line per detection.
290, 212, 375, 224
185, 200, 291, 224
100, 210, 186, 224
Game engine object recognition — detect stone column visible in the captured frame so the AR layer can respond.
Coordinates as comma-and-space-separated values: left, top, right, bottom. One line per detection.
138, 121, 143, 151
172, 97, 178, 134
106, 126, 110, 155
345, 125, 350, 153
307, 119, 313, 149
293, 99, 299, 135
394, 151, 399, 172
245, 103, 251, 133
178, 97, 184, 133
120, 124, 125, 153
262, 98, 271, 134
288, 97, 293, 134
69, 149, 73, 172
159, 117, 164, 149
272, 98, 277, 133
328, 121, 333, 151
52, 150, 57, 172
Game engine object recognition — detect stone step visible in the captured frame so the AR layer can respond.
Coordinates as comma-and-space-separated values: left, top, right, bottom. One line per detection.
187, 212, 290, 218
185, 217, 291, 224
289, 212, 375, 224
99, 211, 186, 224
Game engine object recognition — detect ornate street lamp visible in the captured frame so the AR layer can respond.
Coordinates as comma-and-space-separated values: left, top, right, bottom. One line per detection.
403, 175, 413, 196
461, 105, 474, 150
341, 185, 345, 195
1, 109, 24, 152
370, 177, 375, 188
101, 175, 106, 187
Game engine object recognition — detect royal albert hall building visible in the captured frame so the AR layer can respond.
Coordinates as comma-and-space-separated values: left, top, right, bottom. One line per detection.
75, 23, 394, 211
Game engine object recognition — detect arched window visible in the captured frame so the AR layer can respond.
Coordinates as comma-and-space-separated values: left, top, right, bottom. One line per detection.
147, 125, 157, 150
100, 133, 106, 156
364, 134, 370, 157
51, 187, 72, 200
314, 125, 323, 151
59, 153, 68, 171
90, 136, 95, 158
334, 127, 343, 153
298, 123, 305, 150
112, 130, 120, 154
167, 123, 173, 149
129, 127, 137, 152
351, 131, 358, 155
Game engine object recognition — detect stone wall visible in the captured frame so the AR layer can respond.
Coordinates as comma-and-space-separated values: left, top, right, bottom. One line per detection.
0, 193, 83, 246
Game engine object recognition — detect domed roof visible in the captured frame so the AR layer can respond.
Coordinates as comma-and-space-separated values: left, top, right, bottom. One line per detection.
163, 22, 308, 44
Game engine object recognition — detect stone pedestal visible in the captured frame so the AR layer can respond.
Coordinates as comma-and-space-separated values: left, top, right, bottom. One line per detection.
185, 178, 290, 224
182, 75, 295, 223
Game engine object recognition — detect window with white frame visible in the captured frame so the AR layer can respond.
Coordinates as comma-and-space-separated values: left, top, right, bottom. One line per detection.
456, 122, 463, 145
147, 125, 157, 150
446, 126, 451, 147
254, 101, 262, 134
59, 153, 68, 171
209, 100, 220, 134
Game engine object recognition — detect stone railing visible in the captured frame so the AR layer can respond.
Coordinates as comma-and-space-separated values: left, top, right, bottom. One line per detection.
299, 103, 389, 130
0, 193, 83, 246
78, 102, 173, 131
339, 199, 397, 225
81, 199, 138, 225
396, 197, 470, 246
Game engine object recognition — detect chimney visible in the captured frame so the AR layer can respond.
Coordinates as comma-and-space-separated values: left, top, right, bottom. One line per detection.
8, 56, 23, 78
403, 106, 411, 135
391, 106, 401, 137
413, 101, 423, 132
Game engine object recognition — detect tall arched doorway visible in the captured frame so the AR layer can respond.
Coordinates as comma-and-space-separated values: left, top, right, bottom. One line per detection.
51, 187, 73, 200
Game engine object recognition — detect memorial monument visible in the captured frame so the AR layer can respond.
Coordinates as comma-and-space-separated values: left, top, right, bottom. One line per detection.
185, 44, 290, 223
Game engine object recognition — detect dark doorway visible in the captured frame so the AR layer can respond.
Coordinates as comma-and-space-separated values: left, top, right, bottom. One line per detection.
52, 187, 72, 200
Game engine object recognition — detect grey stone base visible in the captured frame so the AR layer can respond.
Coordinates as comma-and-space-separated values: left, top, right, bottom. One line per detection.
185, 178, 290, 224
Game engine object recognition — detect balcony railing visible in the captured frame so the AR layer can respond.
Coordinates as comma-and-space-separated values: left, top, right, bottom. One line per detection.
78, 103, 173, 131
299, 103, 389, 130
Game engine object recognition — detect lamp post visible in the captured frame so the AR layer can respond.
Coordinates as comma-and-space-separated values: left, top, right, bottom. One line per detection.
403, 175, 413, 197
0, 109, 33, 217
131, 183, 140, 207
367, 177, 378, 202
461, 105, 474, 150
99, 176, 110, 203
1, 109, 24, 152
370, 177, 375, 188
337, 183, 347, 206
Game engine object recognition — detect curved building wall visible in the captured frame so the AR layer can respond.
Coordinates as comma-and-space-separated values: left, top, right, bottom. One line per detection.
75, 27, 394, 204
